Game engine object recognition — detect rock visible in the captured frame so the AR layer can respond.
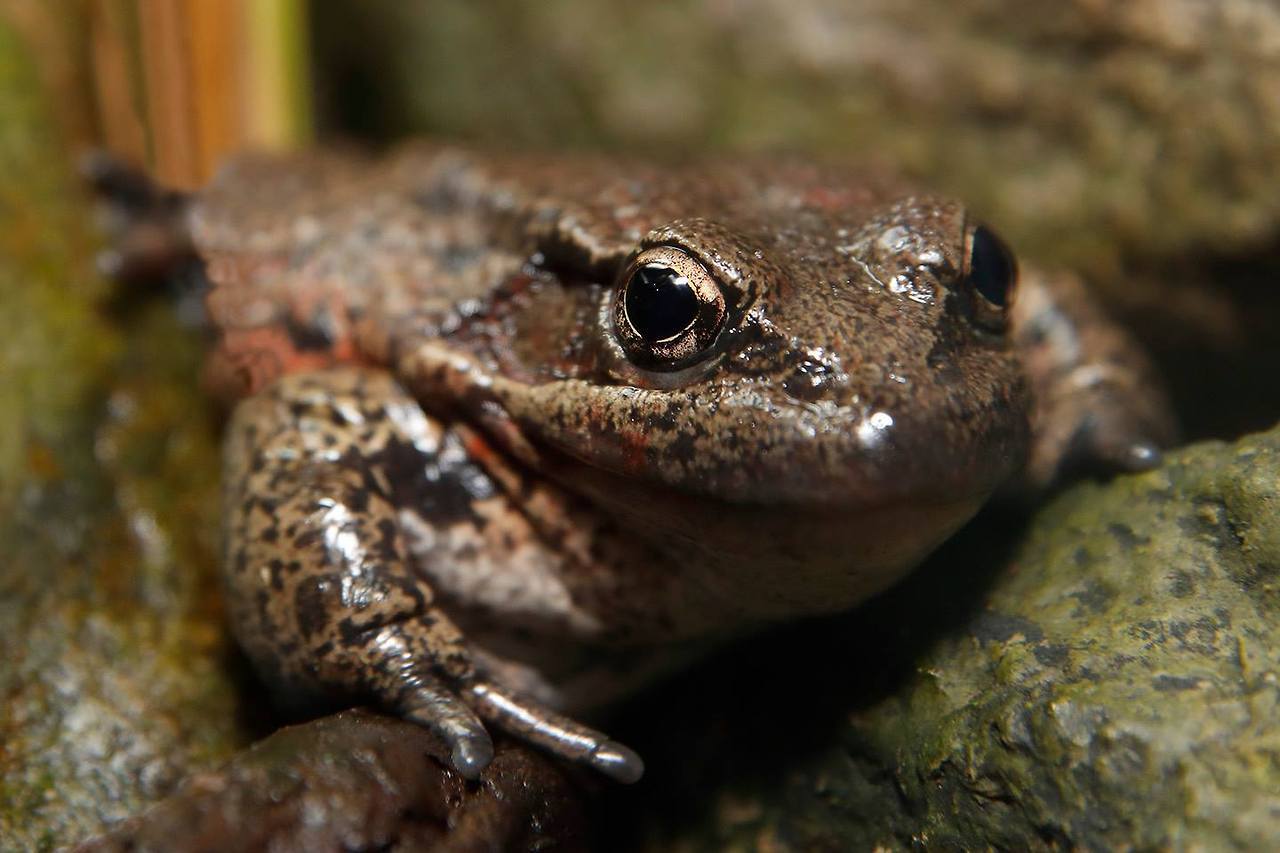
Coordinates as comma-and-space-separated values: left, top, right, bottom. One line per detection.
71, 710, 589, 853
611, 424, 1280, 850
313, 0, 1280, 262
0, 17, 245, 850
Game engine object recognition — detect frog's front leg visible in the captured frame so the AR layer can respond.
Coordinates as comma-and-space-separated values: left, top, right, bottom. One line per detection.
222, 366, 642, 782
1011, 268, 1177, 490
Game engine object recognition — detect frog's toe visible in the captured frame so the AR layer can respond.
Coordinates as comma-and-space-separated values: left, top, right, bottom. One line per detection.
588, 740, 646, 785
447, 732, 495, 781
1025, 407, 1174, 491
1066, 417, 1169, 479
1114, 439, 1163, 472
467, 680, 645, 784
398, 681, 495, 780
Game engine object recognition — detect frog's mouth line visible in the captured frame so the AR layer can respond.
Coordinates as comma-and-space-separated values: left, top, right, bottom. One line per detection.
402, 329, 1025, 516
518, 413, 1001, 513
491, 375, 1024, 511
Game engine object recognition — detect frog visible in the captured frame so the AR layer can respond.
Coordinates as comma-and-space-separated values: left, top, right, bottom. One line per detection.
90, 143, 1174, 785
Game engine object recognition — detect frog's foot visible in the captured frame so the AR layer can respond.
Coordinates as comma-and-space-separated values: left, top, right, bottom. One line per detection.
393, 677, 495, 778
467, 680, 644, 783
1012, 268, 1177, 491
1025, 368, 1172, 488
389, 674, 644, 783
222, 367, 643, 783
81, 149, 194, 284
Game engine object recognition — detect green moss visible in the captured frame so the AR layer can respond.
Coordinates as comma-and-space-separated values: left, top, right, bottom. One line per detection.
634, 428, 1280, 849
0, 18, 244, 850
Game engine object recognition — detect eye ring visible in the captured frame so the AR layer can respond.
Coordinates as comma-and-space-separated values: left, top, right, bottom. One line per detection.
963, 223, 1017, 331
612, 246, 726, 370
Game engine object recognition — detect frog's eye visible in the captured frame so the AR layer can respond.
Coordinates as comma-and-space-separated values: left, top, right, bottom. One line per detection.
963, 224, 1017, 331
613, 246, 726, 369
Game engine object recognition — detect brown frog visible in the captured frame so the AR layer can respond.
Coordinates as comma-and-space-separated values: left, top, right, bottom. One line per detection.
97, 144, 1173, 784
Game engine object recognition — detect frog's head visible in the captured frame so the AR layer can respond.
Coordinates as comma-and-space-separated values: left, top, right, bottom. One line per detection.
413, 187, 1029, 620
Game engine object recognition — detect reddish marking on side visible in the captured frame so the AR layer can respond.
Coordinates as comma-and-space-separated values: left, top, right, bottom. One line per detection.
205, 326, 368, 401
501, 272, 535, 296
620, 428, 648, 473
203, 255, 291, 326
462, 430, 500, 466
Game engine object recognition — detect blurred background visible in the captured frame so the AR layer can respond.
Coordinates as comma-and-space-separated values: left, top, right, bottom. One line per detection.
3, 1, 1279, 848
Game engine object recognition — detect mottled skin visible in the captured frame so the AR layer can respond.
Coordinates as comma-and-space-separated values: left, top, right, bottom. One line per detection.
162, 144, 1173, 782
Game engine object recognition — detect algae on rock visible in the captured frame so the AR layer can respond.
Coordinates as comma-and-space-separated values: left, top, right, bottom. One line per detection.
0, 18, 244, 851
620, 425, 1280, 850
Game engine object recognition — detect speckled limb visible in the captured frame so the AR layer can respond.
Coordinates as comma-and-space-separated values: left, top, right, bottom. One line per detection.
222, 367, 642, 782
1012, 268, 1177, 491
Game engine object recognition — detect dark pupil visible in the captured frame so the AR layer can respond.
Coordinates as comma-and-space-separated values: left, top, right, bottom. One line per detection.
969, 225, 1014, 307
625, 264, 700, 342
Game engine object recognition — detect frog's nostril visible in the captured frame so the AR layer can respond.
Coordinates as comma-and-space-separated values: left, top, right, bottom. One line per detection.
783, 359, 834, 402
782, 347, 849, 403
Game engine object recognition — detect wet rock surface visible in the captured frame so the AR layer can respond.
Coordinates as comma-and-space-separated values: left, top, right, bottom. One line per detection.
606, 425, 1280, 850
73, 710, 589, 853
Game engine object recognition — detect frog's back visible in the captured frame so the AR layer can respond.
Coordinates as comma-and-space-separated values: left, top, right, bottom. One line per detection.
195, 146, 519, 397
192, 143, 902, 399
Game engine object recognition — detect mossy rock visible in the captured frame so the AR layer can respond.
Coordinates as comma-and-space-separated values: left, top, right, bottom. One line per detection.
0, 19, 245, 851
616, 425, 1280, 850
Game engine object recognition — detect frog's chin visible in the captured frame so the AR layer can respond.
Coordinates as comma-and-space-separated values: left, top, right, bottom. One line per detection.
533, 440, 990, 622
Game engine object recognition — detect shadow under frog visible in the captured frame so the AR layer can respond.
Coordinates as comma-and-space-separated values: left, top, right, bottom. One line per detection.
93, 144, 1174, 783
